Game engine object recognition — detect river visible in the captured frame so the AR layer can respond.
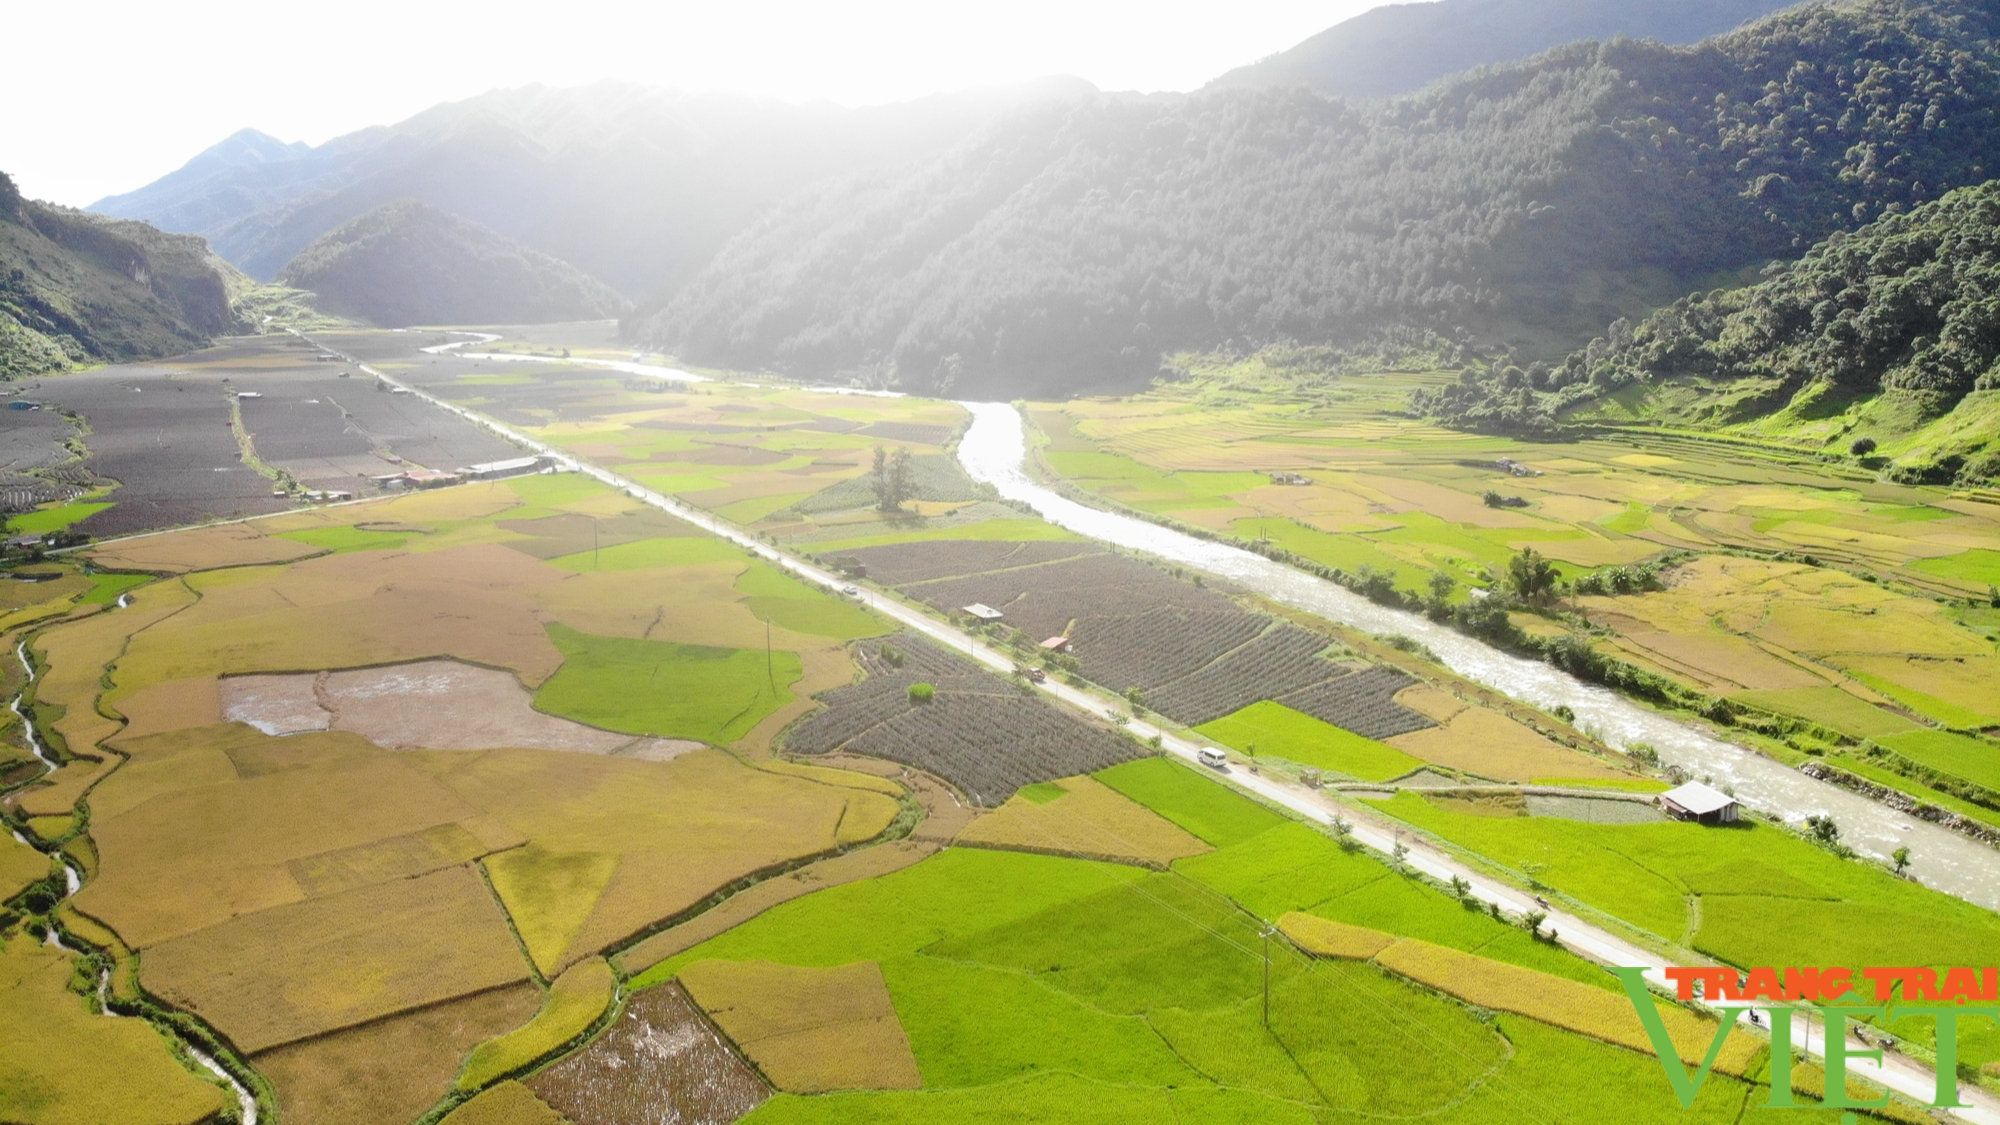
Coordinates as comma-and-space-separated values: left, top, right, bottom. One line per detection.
953, 400, 2000, 910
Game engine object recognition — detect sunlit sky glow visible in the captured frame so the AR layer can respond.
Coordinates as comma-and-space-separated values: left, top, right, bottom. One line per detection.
7, 0, 1382, 207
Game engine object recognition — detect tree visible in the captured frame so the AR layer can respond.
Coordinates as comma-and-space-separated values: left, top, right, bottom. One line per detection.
1522, 910, 1547, 938
871, 445, 916, 512
1124, 686, 1146, 713
1506, 547, 1560, 604
1427, 572, 1457, 602
1892, 846, 1911, 874
1850, 436, 1877, 456
907, 682, 935, 704
1806, 815, 1840, 845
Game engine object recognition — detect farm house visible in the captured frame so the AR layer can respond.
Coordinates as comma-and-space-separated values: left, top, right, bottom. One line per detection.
962, 603, 1005, 623
1658, 781, 1739, 825
1040, 636, 1072, 654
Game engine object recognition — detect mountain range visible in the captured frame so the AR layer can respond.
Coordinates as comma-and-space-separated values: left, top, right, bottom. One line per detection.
89, 78, 1097, 300
279, 201, 629, 327
1, 171, 245, 379
638, 0, 2000, 396
1206, 0, 1797, 98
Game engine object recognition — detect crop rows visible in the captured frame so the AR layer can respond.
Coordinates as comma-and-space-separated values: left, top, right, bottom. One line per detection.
1069, 608, 1267, 693
34, 371, 292, 536
1275, 666, 1434, 739
841, 540, 1099, 585
788, 634, 1141, 805
1144, 625, 1344, 726
905, 553, 1237, 640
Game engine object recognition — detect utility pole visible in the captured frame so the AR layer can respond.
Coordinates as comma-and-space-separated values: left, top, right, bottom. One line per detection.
593, 517, 600, 570
766, 618, 774, 688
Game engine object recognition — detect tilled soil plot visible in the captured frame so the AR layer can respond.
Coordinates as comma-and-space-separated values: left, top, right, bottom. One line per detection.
785, 634, 1141, 806
872, 544, 1433, 733
408, 359, 627, 428
902, 552, 1239, 641
0, 403, 83, 513
1144, 624, 1356, 727
33, 365, 291, 536
220, 659, 703, 758
528, 982, 768, 1125
836, 539, 1100, 585
1275, 666, 1435, 740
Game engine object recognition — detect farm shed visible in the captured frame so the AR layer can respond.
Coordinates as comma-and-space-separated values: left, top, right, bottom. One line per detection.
1658, 781, 1739, 825
1040, 636, 1072, 654
1269, 471, 1310, 485
962, 603, 1005, 623
461, 456, 552, 481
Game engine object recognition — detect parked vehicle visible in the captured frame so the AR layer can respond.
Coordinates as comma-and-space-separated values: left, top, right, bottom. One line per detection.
1197, 747, 1227, 769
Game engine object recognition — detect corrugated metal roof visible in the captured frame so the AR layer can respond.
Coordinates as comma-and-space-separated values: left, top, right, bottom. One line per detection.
1661, 781, 1735, 815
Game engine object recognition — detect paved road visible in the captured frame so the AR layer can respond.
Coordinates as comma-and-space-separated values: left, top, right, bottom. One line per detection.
333, 335, 1996, 1123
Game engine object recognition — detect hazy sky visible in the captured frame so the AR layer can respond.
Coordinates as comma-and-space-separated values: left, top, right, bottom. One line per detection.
7, 0, 1380, 207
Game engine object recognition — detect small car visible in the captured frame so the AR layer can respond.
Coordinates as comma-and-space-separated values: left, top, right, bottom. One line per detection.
1197, 747, 1227, 769
839, 584, 860, 597
1026, 667, 1047, 683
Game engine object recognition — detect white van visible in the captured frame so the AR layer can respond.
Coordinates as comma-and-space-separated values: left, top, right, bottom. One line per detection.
1197, 747, 1227, 770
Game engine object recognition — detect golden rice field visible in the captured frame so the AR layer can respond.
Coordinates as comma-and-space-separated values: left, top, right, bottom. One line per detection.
3, 462, 924, 1124
678, 959, 923, 1093
953, 774, 1212, 867
0, 933, 227, 1125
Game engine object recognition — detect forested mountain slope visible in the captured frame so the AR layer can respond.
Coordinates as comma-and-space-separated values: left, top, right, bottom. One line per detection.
90, 79, 1097, 298
1421, 179, 2000, 483
279, 201, 629, 327
1206, 0, 1795, 98
2, 171, 245, 378
639, 0, 2000, 397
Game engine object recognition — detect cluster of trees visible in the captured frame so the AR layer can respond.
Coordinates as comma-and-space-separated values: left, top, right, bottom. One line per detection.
279, 201, 629, 328
641, 0, 2000, 397
1422, 178, 2000, 482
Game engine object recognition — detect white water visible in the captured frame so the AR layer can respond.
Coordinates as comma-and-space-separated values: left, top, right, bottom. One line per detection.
420, 332, 709, 383
13, 641, 54, 777
953, 401, 2000, 910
